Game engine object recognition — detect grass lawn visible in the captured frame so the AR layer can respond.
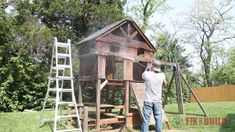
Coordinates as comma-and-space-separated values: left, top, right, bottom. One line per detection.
163, 102, 235, 132
0, 102, 234, 132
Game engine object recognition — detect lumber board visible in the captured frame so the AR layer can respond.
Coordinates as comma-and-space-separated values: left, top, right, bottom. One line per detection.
130, 82, 169, 125
130, 82, 155, 124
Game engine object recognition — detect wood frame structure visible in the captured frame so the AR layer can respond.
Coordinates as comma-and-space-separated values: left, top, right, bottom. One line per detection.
76, 18, 156, 131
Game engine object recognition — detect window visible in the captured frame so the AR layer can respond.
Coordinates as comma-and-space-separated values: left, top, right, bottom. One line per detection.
110, 45, 119, 52
137, 48, 145, 57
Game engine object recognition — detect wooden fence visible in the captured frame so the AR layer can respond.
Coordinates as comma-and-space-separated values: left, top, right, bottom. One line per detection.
191, 84, 235, 102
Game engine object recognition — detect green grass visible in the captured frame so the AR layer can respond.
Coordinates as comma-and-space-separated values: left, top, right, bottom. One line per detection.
163, 102, 235, 132
0, 112, 51, 132
0, 102, 235, 132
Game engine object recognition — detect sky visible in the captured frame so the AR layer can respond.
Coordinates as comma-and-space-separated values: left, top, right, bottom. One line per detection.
125, 0, 235, 73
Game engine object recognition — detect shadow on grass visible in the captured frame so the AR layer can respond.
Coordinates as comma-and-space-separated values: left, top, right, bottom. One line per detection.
220, 113, 235, 132
166, 111, 205, 117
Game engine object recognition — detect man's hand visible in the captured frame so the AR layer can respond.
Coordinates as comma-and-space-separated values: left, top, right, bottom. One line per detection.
146, 63, 153, 71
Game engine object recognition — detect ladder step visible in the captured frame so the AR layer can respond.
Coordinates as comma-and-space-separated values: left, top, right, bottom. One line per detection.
51, 65, 71, 70
48, 76, 74, 80
49, 88, 73, 92
56, 53, 70, 58
58, 102, 75, 105
56, 128, 82, 132
56, 42, 70, 48
57, 115, 79, 118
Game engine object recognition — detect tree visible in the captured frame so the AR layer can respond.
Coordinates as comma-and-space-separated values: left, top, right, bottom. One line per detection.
32, 0, 125, 42
184, 0, 235, 86
155, 32, 195, 104
211, 48, 235, 85
0, 0, 126, 111
125, 0, 167, 32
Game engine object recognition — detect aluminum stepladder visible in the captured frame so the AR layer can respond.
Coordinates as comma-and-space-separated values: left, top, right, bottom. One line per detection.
40, 37, 82, 132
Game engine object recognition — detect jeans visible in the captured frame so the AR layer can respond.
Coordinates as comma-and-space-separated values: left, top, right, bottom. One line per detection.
141, 101, 162, 132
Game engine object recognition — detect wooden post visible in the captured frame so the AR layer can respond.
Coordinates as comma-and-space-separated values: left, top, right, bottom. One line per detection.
78, 83, 83, 115
83, 106, 88, 132
179, 71, 208, 117
174, 64, 185, 114
125, 81, 129, 125
96, 79, 101, 131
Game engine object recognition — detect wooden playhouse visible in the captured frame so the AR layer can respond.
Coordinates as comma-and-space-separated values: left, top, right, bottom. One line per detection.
76, 18, 157, 131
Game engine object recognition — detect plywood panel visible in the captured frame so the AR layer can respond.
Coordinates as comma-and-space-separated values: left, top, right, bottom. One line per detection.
123, 59, 133, 80
130, 82, 169, 125
130, 82, 155, 124
98, 56, 106, 79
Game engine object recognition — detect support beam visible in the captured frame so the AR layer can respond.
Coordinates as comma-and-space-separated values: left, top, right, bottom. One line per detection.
96, 79, 101, 131
179, 71, 208, 117
125, 81, 130, 126
78, 83, 83, 115
174, 64, 185, 114
100, 79, 108, 90
83, 106, 88, 132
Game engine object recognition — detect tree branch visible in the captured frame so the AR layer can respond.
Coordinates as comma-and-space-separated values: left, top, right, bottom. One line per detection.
212, 36, 235, 43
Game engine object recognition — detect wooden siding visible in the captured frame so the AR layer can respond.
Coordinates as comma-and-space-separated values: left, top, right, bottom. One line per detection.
123, 59, 133, 80
191, 84, 235, 102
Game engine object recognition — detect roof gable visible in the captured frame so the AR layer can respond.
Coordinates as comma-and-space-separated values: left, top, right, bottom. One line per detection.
77, 18, 156, 52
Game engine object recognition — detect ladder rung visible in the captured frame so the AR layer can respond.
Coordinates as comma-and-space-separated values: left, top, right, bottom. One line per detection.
49, 88, 73, 92
57, 115, 78, 118
56, 42, 69, 48
56, 53, 70, 58
51, 65, 71, 70
58, 102, 75, 105
56, 128, 82, 132
48, 77, 74, 80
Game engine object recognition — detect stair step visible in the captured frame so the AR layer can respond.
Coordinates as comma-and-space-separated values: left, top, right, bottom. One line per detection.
56, 42, 70, 48
56, 128, 82, 132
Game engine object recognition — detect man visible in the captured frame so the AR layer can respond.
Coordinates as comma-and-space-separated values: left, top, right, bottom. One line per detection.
141, 62, 166, 132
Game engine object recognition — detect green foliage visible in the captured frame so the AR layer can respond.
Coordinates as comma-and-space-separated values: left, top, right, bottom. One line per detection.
0, 0, 125, 112
211, 48, 235, 85
155, 33, 198, 104
27, 0, 125, 42
0, 50, 48, 111
184, 0, 234, 87
125, 0, 167, 32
